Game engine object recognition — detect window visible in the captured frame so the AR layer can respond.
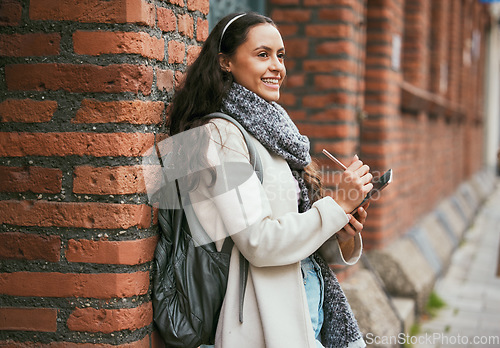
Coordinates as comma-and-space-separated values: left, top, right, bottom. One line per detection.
209, 0, 266, 30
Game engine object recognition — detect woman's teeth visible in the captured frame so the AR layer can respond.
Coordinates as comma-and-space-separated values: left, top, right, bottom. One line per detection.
262, 78, 278, 84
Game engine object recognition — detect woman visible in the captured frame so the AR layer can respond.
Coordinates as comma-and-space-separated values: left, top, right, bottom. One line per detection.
167, 12, 372, 348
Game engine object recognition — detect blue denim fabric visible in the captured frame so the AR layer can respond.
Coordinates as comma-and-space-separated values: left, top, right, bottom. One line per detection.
301, 256, 325, 348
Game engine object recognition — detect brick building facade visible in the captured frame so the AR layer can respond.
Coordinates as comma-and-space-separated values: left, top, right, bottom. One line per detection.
270, 0, 490, 250
0, 0, 494, 346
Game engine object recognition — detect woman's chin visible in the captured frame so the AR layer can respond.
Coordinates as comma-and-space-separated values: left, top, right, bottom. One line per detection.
261, 91, 280, 103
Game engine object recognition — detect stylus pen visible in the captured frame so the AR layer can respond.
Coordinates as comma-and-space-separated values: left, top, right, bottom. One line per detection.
322, 149, 347, 170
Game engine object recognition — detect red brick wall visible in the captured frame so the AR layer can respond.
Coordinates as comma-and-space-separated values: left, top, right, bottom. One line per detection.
0, 0, 208, 345
271, 0, 489, 249
0, 0, 491, 342
362, 0, 487, 249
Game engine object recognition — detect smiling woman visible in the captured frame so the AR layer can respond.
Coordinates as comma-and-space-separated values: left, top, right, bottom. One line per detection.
157, 12, 371, 348
218, 23, 286, 102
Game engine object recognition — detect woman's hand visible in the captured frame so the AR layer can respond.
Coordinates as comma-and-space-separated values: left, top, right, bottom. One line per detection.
332, 155, 373, 214
336, 205, 368, 243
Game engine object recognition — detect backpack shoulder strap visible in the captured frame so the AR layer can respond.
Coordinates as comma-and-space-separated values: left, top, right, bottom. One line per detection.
204, 112, 263, 183
204, 112, 261, 323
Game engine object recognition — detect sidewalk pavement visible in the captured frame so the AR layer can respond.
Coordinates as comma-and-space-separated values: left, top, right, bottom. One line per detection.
414, 179, 500, 348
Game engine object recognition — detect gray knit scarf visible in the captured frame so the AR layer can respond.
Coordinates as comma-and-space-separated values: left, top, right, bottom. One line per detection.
221, 83, 364, 348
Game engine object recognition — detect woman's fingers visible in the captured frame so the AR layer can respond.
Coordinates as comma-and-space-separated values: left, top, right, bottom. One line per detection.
361, 171, 373, 185
337, 207, 368, 243
346, 209, 366, 234
349, 215, 362, 232
346, 155, 362, 170
355, 207, 367, 224
334, 155, 375, 213
342, 223, 357, 237
355, 164, 370, 177
336, 227, 355, 242
346, 158, 372, 186
362, 182, 374, 195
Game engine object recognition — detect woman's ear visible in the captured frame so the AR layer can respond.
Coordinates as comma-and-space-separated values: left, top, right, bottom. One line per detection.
218, 53, 231, 73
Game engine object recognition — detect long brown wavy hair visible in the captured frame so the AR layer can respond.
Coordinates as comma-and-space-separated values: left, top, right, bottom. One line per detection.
167, 12, 324, 203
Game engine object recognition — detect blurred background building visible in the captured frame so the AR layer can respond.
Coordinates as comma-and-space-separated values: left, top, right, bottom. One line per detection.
0, 0, 499, 346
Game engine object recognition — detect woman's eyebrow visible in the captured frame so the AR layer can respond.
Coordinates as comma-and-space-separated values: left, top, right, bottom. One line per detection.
253, 45, 285, 52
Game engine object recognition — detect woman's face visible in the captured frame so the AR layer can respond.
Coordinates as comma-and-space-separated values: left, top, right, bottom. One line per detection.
223, 23, 286, 102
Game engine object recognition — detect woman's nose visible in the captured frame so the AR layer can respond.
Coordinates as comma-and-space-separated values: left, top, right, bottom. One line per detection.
269, 55, 284, 71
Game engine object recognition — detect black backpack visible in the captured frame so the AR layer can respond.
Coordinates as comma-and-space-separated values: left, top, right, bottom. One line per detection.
152, 113, 263, 347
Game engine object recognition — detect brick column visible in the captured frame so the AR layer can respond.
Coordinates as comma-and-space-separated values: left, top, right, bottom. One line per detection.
446, 0, 467, 187
361, 0, 404, 249
0, 0, 208, 345
448, 0, 463, 106
462, 1, 488, 178
270, 0, 367, 164
402, 0, 430, 90
429, 0, 462, 196
429, 0, 450, 96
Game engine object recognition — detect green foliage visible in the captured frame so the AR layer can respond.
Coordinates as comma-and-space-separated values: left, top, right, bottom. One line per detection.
425, 291, 447, 318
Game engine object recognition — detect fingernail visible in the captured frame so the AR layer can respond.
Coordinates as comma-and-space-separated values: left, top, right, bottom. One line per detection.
347, 214, 352, 220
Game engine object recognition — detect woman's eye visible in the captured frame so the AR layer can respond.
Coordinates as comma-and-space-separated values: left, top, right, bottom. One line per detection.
278, 53, 286, 60
258, 52, 268, 58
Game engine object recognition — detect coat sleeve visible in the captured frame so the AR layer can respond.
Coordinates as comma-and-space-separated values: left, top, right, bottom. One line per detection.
194, 119, 360, 267
317, 234, 363, 266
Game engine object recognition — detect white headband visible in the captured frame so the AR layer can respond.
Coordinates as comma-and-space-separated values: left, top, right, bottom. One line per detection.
219, 13, 247, 52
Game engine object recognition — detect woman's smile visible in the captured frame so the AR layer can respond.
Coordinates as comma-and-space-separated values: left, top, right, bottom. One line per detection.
261, 77, 281, 89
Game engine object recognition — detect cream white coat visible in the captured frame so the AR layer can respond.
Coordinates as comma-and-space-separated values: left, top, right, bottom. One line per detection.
189, 119, 363, 348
